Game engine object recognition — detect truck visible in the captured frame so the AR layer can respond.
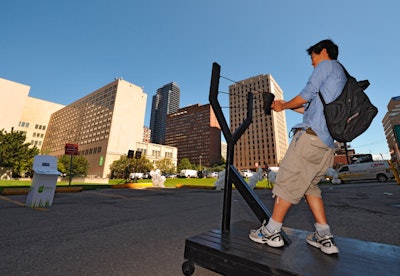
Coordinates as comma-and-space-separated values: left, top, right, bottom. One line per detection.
336, 161, 394, 183
179, 169, 198, 178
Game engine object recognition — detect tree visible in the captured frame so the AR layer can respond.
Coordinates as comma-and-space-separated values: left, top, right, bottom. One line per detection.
57, 155, 89, 177
109, 155, 153, 179
155, 158, 176, 173
109, 155, 131, 179
177, 158, 194, 171
0, 129, 39, 177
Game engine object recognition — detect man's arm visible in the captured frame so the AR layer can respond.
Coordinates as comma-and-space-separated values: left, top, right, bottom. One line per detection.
271, 95, 307, 114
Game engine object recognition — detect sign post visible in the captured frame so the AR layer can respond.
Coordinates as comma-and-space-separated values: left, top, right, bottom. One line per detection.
65, 143, 79, 186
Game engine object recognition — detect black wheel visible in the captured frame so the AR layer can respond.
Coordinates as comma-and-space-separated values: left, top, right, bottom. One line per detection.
377, 174, 388, 183
182, 260, 195, 275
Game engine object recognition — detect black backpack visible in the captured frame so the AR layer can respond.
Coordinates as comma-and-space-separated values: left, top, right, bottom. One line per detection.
318, 63, 378, 143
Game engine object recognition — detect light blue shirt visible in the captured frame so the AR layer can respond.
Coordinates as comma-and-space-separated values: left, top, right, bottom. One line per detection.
293, 60, 347, 148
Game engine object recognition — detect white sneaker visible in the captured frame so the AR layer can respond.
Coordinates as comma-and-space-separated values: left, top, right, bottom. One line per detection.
306, 232, 339, 254
249, 220, 284, 247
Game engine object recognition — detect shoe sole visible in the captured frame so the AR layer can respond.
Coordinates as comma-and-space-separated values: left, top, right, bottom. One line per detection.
307, 239, 339, 254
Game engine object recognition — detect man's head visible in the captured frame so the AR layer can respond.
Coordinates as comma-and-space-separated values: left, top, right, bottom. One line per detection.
307, 39, 339, 67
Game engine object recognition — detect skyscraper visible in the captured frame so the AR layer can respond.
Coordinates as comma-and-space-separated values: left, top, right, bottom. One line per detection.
383, 96, 400, 161
229, 74, 288, 170
42, 78, 147, 178
150, 82, 180, 144
165, 104, 221, 167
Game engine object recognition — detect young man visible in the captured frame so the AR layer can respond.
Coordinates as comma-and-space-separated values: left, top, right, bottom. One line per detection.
249, 39, 346, 254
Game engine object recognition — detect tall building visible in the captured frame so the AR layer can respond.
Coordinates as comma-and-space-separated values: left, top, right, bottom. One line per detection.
165, 104, 221, 167
16, 97, 64, 150
42, 78, 147, 178
0, 78, 64, 150
150, 82, 180, 144
0, 78, 30, 131
229, 74, 288, 170
382, 96, 400, 161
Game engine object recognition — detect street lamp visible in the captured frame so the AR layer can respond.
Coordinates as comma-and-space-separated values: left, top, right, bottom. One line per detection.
199, 155, 202, 172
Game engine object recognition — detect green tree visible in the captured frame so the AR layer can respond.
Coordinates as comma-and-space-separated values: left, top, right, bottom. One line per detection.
0, 129, 39, 177
58, 155, 89, 177
109, 155, 154, 179
177, 158, 194, 171
109, 155, 131, 179
131, 156, 153, 174
155, 158, 175, 173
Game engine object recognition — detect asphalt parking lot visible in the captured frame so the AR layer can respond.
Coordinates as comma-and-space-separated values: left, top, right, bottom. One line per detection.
0, 181, 399, 275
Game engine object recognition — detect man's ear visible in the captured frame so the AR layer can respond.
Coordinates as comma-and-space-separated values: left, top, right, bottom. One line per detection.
321, 48, 330, 59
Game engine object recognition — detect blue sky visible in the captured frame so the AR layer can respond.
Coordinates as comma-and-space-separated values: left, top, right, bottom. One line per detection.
1, 0, 399, 159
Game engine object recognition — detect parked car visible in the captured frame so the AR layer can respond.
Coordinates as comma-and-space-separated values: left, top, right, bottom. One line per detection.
129, 172, 143, 179
164, 173, 177, 178
240, 170, 254, 178
206, 172, 219, 178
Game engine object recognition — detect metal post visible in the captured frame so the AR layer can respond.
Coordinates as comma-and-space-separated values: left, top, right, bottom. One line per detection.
68, 155, 73, 186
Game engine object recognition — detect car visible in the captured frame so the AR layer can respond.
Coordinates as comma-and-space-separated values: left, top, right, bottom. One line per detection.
240, 170, 254, 178
165, 173, 177, 178
207, 172, 218, 178
129, 172, 143, 179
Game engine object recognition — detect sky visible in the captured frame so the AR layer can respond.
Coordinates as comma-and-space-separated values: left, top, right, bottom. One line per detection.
1, 0, 399, 159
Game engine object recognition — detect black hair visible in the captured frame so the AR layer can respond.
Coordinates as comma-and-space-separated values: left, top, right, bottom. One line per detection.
307, 39, 339, 60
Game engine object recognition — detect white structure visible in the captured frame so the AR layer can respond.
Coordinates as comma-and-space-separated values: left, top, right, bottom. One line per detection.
26, 155, 60, 208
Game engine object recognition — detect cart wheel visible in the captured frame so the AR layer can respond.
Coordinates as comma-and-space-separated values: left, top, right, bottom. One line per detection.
182, 260, 195, 275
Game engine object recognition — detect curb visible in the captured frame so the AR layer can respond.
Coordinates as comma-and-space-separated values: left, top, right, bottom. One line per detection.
112, 183, 154, 189
1, 186, 83, 195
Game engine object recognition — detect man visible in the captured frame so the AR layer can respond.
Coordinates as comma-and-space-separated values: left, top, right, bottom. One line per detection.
249, 39, 346, 254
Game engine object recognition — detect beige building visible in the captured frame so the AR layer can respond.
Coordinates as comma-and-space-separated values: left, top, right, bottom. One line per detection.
16, 97, 64, 149
42, 78, 147, 178
0, 78, 64, 150
136, 141, 178, 169
229, 74, 288, 170
0, 78, 30, 132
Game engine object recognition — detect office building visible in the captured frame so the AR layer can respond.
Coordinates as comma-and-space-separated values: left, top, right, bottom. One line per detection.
0, 78, 30, 132
0, 78, 64, 150
382, 96, 400, 161
165, 104, 221, 167
150, 82, 180, 144
42, 78, 147, 178
136, 141, 178, 169
16, 97, 64, 149
229, 74, 288, 170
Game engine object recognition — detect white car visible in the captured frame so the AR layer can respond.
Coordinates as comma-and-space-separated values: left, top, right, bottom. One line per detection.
240, 170, 254, 178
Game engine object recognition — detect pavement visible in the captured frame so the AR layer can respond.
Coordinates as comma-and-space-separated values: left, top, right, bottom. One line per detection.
0, 181, 399, 275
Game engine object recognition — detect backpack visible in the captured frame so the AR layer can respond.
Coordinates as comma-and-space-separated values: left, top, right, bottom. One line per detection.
318, 63, 378, 143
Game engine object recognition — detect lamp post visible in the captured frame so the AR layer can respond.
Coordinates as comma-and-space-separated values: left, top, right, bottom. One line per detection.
199, 155, 202, 172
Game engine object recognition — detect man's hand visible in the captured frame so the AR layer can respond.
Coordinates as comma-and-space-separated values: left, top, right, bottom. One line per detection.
271, 100, 286, 112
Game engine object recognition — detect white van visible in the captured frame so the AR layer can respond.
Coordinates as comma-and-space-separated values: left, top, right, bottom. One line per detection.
179, 169, 198, 178
336, 161, 394, 183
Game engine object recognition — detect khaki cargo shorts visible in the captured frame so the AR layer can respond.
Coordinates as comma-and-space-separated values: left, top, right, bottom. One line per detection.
272, 130, 334, 204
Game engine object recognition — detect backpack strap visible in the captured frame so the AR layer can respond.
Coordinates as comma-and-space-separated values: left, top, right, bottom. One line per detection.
318, 61, 349, 106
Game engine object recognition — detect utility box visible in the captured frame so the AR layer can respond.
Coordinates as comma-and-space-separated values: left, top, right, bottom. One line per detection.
26, 155, 60, 208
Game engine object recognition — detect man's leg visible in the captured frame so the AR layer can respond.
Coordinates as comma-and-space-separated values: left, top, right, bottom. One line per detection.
305, 194, 327, 225
305, 194, 339, 254
271, 196, 292, 223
